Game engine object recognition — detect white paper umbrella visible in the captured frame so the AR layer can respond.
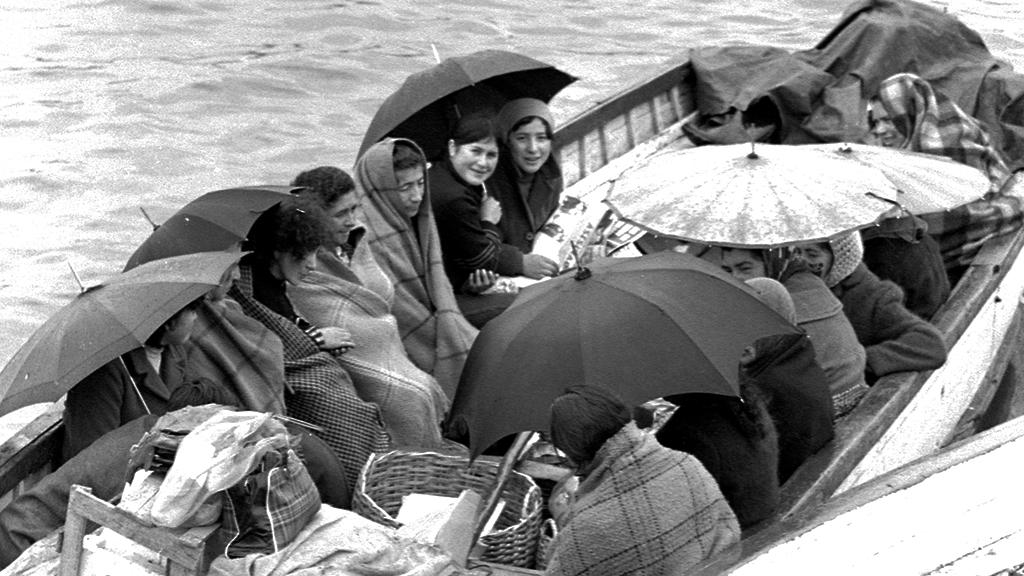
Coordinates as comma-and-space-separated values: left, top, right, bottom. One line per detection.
802, 142, 990, 214
605, 143, 901, 248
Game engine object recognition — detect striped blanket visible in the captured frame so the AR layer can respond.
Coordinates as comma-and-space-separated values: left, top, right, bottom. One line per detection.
289, 244, 448, 449
354, 138, 477, 400
231, 266, 389, 490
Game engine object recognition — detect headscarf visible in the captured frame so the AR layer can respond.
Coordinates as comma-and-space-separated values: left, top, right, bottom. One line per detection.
875, 72, 1012, 192
353, 138, 477, 400
824, 232, 864, 288
745, 277, 798, 324
497, 98, 556, 142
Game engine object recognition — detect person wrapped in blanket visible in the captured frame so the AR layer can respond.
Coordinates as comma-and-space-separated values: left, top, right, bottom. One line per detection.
429, 113, 519, 327
544, 386, 739, 576
794, 232, 948, 384
287, 166, 448, 449
864, 72, 1019, 300
229, 195, 389, 488
0, 377, 350, 569
354, 138, 478, 401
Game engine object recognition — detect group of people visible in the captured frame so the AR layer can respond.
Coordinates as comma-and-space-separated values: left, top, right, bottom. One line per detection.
0, 68, 1018, 575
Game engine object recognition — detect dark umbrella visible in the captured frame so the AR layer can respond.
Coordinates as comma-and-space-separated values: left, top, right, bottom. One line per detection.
358, 49, 577, 160
125, 185, 299, 270
446, 250, 800, 457
0, 251, 242, 416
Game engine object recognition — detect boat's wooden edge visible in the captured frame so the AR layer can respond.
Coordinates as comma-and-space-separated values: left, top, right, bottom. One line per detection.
0, 404, 63, 501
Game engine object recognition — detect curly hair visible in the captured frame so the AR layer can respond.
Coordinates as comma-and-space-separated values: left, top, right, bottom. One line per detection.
292, 166, 356, 210
246, 195, 330, 261
549, 385, 631, 470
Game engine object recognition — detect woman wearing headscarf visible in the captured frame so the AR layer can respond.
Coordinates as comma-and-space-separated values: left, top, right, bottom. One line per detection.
866, 72, 1020, 287
485, 97, 564, 279
545, 386, 739, 576
795, 232, 948, 383
288, 166, 448, 449
354, 138, 478, 400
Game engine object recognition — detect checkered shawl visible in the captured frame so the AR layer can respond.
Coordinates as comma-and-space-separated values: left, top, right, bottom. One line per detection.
185, 299, 287, 413
354, 138, 477, 400
289, 246, 448, 449
232, 265, 389, 489
876, 73, 1022, 267
546, 423, 740, 576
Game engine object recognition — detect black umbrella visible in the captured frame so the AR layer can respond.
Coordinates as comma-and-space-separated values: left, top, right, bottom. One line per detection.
358, 49, 577, 160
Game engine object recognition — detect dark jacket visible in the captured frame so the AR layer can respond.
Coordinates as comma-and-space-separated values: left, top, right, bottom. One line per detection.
743, 334, 834, 483
430, 160, 523, 289
861, 215, 950, 319
62, 345, 186, 463
485, 150, 562, 254
833, 263, 948, 381
656, 385, 780, 530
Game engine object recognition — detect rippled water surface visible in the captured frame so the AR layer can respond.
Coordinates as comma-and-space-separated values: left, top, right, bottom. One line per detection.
2, 0, 1023, 367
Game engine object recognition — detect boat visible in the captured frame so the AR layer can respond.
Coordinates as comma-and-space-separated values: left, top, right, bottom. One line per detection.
2, 1, 1023, 573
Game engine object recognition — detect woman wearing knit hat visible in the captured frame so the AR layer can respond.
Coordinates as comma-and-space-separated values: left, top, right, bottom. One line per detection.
795, 232, 948, 383
485, 98, 564, 279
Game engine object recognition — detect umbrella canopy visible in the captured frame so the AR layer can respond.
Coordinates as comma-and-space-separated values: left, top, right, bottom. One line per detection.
125, 186, 298, 270
0, 251, 242, 416
358, 49, 577, 160
605, 143, 902, 248
802, 142, 991, 214
447, 251, 800, 457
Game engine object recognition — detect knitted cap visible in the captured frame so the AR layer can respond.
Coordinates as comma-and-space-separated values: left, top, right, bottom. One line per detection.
745, 277, 797, 324
823, 232, 863, 288
496, 98, 555, 142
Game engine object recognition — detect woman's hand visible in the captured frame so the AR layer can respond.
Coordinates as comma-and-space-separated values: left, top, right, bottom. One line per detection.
522, 254, 558, 279
480, 194, 502, 224
463, 269, 498, 294
314, 326, 355, 354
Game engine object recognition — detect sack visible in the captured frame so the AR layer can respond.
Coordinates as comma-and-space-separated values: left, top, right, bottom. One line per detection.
221, 447, 321, 558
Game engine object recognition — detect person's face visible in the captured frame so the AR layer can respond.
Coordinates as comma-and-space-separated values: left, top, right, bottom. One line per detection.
272, 250, 317, 285
794, 242, 833, 279
720, 248, 767, 282
390, 165, 426, 218
161, 308, 198, 346
866, 100, 902, 148
449, 137, 499, 186
325, 193, 361, 246
507, 118, 552, 174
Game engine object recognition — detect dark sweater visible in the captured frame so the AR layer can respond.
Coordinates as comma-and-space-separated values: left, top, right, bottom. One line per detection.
861, 215, 950, 319
485, 151, 562, 254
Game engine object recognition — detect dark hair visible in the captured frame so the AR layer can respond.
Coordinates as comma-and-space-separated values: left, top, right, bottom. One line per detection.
166, 376, 243, 411
509, 115, 553, 139
144, 297, 204, 347
450, 113, 498, 147
549, 385, 631, 469
292, 166, 356, 210
393, 141, 426, 172
246, 195, 330, 261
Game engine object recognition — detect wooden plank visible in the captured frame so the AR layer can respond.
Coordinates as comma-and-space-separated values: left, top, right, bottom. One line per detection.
0, 404, 63, 498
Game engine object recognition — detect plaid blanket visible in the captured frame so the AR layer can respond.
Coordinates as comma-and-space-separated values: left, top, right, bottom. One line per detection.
546, 423, 740, 576
186, 299, 287, 413
354, 138, 478, 400
232, 266, 389, 489
875, 73, 1023, 268
289, 245, 448, 449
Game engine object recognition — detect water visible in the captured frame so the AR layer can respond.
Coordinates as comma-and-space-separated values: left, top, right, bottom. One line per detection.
1, 0, 1023, 372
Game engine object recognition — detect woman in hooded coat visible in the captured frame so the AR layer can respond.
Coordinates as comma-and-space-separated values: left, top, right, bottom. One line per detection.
354, 138, 478, 401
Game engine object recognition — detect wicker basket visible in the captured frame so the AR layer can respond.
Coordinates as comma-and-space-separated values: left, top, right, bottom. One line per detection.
352, 450, 543, 568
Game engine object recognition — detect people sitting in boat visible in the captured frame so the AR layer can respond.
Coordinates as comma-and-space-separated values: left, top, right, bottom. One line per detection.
742, 277, 835, 482
720, 247, 869, 416
430, 113, 519, 327
60, 295, 203, 463
656, 381, 780, 531
0, 377, 351, 569
485, 97, 563, 278
866, 72, 1019, 286
354, 137, 477, 401
545, 386, 739, 576
229, 195, 389, 488
287, 165, 448, 449
794, 232, 948, 383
